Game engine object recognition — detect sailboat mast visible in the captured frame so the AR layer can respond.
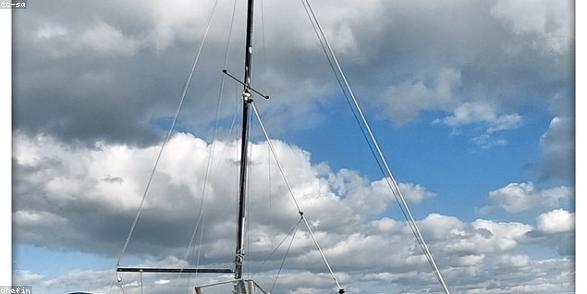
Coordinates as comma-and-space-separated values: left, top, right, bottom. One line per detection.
235, 0, 255, 281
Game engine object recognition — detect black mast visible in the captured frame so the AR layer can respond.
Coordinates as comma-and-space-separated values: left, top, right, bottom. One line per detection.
235, 0, 255, 282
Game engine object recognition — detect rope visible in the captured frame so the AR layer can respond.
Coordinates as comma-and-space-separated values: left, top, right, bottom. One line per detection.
270, 219, 300, 293
250, 103, 303, 213
303, 0, 442, 287
298, 0, 450, 292
114, 0, 219, 270
118, 285, 128, 294
297, 0, 383, 180
300, 0, 434, 278
193, 0, 238, 281
298, 0, 427, 268
268, 144, 275, 267
260, 0, 268, 72
170, 0, 235, 291
226, 0, 241, 142
251, 217, 302, 278
301, 215, 342, 290
107, 274, 116, 294
251, 102, 345, 292
299, 0, 439, 278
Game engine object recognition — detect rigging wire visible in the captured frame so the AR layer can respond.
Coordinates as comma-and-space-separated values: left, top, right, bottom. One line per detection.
114, 0, 219, 269
170, 0, 239, 291
251, 102, 345, 293
268, 133, 272, 218
298, 0, 440, 277
296, 0, 430, 266
258, 0, 275, 255
305, 0, 444, 290
107, 0, 449, 291
260, 0, 268, 72
297, 0, 383, 176
251, 217, 303, 277
111, 1, 220, 293
118, 284, 128, 294
107, 275, 116, 294
270, 219, 301, 293
251, 104, 302, 212
301, 215, 342, 290
227, 81, 240, 141
298, 0, 450, 292
194, 0, 239, 282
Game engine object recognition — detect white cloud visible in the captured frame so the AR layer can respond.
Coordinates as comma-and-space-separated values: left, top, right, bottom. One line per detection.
418, 213, 464, 241
453, 254, 485, 267
331, 170, 436, 217
15, 251, 574, 294
36, 24, 68, 39
471, 134, 508, 149
10, 0, 576, 291
537, 208, 574, 234
445, 219, 533, 254
498, 254, 529, 267
12, 133, 574, 293
14, 0, 573, 147
80, 22, 140, 55
383, 67, 461, 124
491, 0, 573, 55
540, 116, 574, 180
431, 101, 523, 148
441, 102, 522, 133
398, 182, 436, 204
489, 182, 572, 213
33, 22, 140, 58
13, 210, 67, 226
12, 132, 433, 256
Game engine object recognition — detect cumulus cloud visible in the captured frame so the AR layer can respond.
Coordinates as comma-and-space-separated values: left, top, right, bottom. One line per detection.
442, 219, 532, 254
433, 101, 522, 147
382, 67, 461, 124
440, 102, 522, 133
491, 0, 573, 55
536, 209, 574, 234
398, 182, 436, 204
489, 182, 572, 213
14, 256, 575, 294
80, 22, 140, 55
329, 170, 436, 217
13, 0, 573, 145
11, 0, 575, 292
540, 116, 574, 180
12, 132, 432, 257
12, 133, 574, 293
498, 254, 529, 267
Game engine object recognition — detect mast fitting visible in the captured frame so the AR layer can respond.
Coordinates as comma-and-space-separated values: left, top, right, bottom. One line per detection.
242, 91, 252, 102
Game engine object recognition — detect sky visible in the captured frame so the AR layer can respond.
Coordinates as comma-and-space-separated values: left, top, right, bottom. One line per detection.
11, 0, 575, 293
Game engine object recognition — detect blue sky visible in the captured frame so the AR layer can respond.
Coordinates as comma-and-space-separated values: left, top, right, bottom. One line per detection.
281, 101, 557, 218
11, 0, 574, 293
